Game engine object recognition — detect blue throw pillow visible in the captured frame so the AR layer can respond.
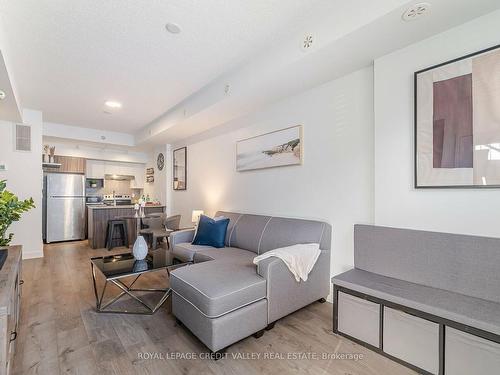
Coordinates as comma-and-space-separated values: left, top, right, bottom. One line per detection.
192, 215, 230, 248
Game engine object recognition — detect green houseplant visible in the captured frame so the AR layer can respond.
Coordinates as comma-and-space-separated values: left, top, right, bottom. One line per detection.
0, 180, 35, 247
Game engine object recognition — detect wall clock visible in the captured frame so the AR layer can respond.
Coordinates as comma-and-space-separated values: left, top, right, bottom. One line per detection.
157, 153, 165, 171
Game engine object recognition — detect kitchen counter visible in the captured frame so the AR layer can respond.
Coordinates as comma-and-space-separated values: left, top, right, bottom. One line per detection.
87, 205, 165, 249
87, 205, 165, 210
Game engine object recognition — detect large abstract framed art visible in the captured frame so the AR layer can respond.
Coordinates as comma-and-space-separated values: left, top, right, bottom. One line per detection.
415, 44, 500, 188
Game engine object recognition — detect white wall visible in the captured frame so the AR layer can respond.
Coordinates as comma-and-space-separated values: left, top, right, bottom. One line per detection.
143, 145, 171, 209
172, 67, 374, 279
43, 122, 135, 147
0, 109, 43, 258
374, 10, 500, 237
45, 139, 148, 164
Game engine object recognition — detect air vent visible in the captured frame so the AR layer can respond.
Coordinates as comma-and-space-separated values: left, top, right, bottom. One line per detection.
15, 124, 31, 152
402, 3, 431, 22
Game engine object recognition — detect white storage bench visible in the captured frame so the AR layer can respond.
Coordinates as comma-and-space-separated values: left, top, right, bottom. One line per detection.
332, 225, 500, 375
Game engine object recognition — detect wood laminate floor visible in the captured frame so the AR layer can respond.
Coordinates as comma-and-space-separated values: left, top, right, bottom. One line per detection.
12, 241, 415, 375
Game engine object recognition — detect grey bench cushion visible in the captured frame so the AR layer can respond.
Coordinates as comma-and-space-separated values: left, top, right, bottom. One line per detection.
170, 260, 266, 318
354, 224, 500, 303
333, 269, 500, 336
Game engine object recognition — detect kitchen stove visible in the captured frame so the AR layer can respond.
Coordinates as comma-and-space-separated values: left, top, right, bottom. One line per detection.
103, 194, 132, 206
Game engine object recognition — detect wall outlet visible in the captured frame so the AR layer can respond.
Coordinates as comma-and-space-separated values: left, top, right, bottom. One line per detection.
0, 164, 7, 171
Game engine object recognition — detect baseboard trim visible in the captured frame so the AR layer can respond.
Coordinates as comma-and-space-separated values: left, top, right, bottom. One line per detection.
22, 250, 44, 259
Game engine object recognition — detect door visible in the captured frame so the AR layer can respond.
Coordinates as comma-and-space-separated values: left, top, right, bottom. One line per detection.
47, 173, 85, 197
46, 174, 85, 242
46, 197, 85, 242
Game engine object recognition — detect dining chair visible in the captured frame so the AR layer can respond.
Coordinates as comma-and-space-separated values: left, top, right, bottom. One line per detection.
140, 214, 182, 249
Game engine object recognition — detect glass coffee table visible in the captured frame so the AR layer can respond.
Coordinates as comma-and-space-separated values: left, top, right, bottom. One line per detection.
90, 250, 188, 314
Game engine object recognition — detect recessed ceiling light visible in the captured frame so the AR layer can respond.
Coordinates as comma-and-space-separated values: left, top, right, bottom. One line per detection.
104, 100, 122, 109
165, 23, 181, 34
402, 2, 431, 22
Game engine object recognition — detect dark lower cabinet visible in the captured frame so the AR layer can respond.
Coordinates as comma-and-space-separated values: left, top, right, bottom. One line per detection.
88, 206, 165, 249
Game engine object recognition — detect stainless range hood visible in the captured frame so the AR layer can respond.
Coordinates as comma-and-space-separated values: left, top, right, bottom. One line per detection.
104, 174, 135, 181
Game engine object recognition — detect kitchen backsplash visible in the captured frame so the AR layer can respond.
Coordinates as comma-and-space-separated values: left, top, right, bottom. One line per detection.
86, 180, 139, 197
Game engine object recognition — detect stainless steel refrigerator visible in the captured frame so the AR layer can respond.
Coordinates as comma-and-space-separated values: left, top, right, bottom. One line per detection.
44, 173, 86, 243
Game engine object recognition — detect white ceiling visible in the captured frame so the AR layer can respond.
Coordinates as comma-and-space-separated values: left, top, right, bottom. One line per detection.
2, 0, 500, 146
0, 51, 21, 122
0, 0, 326, 132
137, 0, 500, 145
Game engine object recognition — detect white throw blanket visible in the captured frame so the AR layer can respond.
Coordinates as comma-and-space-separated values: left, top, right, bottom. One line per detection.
253, 243, 321, 282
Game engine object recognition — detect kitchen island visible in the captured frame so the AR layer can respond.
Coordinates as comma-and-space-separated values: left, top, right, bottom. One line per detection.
87, 205, 165, 249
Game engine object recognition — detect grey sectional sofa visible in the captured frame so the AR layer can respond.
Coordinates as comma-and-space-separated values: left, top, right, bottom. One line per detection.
332, 225, 500, 375
169, 211, 331, 353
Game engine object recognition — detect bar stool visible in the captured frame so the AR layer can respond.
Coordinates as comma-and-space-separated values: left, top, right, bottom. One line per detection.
105, 219, 129, 250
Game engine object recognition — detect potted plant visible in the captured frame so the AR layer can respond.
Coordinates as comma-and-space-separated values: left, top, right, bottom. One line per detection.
43, 145, 49, 163
49, 146, 56, 163
0, 180, 35, 248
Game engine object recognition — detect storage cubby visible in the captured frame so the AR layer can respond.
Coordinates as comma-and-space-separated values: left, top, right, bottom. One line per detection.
383, 307, 439, 374
445, 327, 500, 375
337, 292, 380, 347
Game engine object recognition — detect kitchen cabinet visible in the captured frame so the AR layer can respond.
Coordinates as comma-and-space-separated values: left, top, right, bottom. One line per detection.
103, 161, 136, 176
43, 155, 86, 174
130, 166, 145, 189
85, 160, 106, 179
87, 206, 165, 248
85, 160, 145, 189
104, 161, 128, 176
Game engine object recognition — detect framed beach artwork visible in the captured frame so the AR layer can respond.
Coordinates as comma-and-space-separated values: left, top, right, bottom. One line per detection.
173, 146, 187, 190
236, 125, 302, 172
415, 44, 500, 188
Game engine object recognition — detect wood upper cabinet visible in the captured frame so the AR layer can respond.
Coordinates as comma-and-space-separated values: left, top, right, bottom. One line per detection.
44, 155, 86, 174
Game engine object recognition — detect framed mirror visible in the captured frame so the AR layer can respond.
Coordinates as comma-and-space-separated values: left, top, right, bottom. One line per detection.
173, 147, 187, 190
